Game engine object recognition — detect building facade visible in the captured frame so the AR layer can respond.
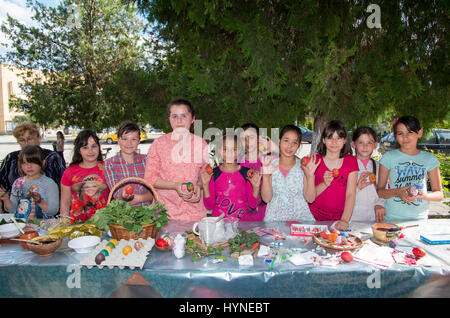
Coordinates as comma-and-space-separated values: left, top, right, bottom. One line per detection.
0, 64, 39, 134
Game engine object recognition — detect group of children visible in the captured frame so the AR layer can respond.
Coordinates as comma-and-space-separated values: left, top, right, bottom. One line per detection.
0, 115, 444, 228
201, 116, 443, 230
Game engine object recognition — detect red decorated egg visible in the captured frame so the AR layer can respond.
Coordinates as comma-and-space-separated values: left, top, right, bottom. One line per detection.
125, 185, 133, 195
206, 165, 213, 175
331, 229, 340, 235
412, 247, 426, 259
320, 231, 329, 239
186, 182, 194, 192
368, 173, 376, 183
247, 169, 255, 179
301, 156, 310, 166
341, 251, 353, 262
332, 169, 339, 178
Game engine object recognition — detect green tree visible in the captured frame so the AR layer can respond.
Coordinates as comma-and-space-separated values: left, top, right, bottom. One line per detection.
136, 0, 448, 148
2, 0, 150, 130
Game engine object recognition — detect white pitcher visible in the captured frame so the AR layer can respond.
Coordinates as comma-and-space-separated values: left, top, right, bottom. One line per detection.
192, 217, 222, 246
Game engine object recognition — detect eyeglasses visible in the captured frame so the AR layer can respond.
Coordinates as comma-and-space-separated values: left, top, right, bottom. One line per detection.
18, 136, 37, 143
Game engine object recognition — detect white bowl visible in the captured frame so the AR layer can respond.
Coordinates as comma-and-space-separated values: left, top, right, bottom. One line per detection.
0, 222, 26, 238
68, 236, 101, 253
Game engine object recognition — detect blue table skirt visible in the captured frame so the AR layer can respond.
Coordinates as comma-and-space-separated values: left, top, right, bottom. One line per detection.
1, 220, 449, 298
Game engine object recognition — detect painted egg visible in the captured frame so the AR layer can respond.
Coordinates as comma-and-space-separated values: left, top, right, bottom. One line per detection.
247, 169, 255, 179
340, 231, 349, 238
125, 185, 133, 195
186, 182, 194, 192
95, 253, 105, 265
106, 242, 115, 250
368, 173, 376, 183
389, 239, 398, 249
336, 236, 347, 245
408, 185, 419, 196
328, 233, 338, 242
134, 241, 144, 251
104, 246, 112, 254
341, 251, 353, 262
122, 245, 132, 256
301, 156, 310, 166
320, 231, 329, 239
110, 239, 119, 246
331, 229, 340, 235
100, 249, 109, 257
412, 247, 426, 259
206, 165, 213, 175
332, 169, 339, 178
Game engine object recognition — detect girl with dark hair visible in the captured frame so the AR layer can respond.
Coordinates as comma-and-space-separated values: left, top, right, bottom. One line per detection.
0, 145, 59, 219
307, 120, 358, 230
200, 133, 261, 221
144, 99, 209, 222
377, 116, 443, 220
59, 129, 109, 220
351, 126, 386, 222
261, 125, 317, 221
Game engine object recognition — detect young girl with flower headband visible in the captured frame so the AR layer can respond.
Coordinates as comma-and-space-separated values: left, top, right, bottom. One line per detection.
60, 129, 110, 222
307, 120, 358, 230
0, 145, 59, 219
377, 116, 443, 220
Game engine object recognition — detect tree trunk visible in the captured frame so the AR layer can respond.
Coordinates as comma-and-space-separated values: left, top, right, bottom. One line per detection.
311, 113, 328, 154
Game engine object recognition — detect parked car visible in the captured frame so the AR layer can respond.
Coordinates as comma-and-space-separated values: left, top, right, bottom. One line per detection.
148, 126, 163, 133
297, 126, 313, 143
103, 128, 148, 144
418, 129, 450, 154
380, 132, 395, 147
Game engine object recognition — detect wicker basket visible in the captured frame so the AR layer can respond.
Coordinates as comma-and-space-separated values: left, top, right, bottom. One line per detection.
107, 177, 160, 240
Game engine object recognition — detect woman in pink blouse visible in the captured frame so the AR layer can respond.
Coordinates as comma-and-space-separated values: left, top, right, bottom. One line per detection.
144, 99, 209, 222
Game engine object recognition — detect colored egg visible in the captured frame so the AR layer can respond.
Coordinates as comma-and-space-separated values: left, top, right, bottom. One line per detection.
340, 231, 349, 238
368, 173, 376, 183
301, 156, 310, 166
134, 241, 144, 251
336, 236, 347, 245
341, 251, 353, 262
206, 165, 213, 175
104, 246, 112, 254
95, 253, 105, 265
186, 182, 194, 192
332, 169, 339, 178
328, 233, 338, 242
389, 239, 398, 248
110, 239, 119, 246
412, 247, 426, 259
320, 231, 329, 239
100, 249, 109, 257
247, 169, 255, 179
331, 229, 340, 235
106, 242, 115, 249
122, 245, 132, 256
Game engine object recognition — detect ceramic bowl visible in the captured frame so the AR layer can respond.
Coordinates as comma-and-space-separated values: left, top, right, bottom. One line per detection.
19, 230, 39, 249
0, 222, 26, 238
68, 235, 101, 253
372, 223, 400, 242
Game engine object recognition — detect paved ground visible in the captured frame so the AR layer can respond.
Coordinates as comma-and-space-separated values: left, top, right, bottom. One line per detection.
0, 134, 448, 217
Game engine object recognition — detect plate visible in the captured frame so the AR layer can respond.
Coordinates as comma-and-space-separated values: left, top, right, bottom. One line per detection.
68, 236, 101, 253
0, 222, 26, 238
312, 233, 363, 252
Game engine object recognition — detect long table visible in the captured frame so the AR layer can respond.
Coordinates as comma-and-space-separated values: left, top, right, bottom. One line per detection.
1, 219, 449, 298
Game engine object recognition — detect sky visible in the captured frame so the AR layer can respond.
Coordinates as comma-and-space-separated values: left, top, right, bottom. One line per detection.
0, 0, 61, 60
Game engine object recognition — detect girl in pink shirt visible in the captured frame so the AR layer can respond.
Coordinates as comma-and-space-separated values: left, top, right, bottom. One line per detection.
144, 99, 209, 222
308, 120, 358, 230
200, 134, 261, 221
